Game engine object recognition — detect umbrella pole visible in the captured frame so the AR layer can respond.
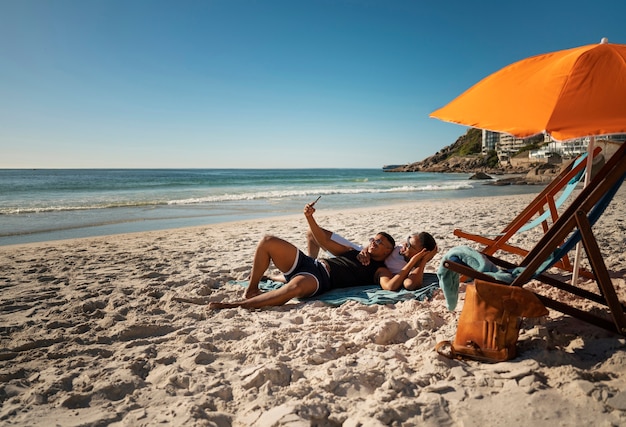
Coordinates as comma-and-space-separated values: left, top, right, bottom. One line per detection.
571, 136, 596, 284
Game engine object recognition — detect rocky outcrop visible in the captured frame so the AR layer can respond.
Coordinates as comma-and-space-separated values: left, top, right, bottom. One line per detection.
388, 154, 528, 175
384, 128, 612, 185
469, 172, 493, 180
388, 152, 585, 186
523, 162, 566, 183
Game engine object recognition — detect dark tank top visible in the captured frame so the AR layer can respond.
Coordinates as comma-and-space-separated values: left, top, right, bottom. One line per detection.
325, 250, 385, 288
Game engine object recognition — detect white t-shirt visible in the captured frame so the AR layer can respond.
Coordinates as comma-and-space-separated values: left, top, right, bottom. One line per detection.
330, 233, 406, 274
383, 246, 407, 275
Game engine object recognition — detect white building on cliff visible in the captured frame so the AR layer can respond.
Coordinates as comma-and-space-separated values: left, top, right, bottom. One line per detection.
482, 130, 626, 165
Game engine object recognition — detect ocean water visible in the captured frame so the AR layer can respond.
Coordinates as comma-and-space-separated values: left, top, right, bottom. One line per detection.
0, 169, 543, 246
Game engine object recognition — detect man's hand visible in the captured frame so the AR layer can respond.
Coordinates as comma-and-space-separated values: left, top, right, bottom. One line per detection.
424, 245, 439, 263
409, 248, 427, 264
409, 245, 438, 265
304, 203, 316, 218
357, 248, 371, 266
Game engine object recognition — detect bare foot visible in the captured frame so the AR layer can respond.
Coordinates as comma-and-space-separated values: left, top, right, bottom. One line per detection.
208, 301, 237, 310
244, 288, 263, 299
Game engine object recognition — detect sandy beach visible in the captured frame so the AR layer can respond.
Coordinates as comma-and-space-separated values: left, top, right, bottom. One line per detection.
1, 190, 626, 426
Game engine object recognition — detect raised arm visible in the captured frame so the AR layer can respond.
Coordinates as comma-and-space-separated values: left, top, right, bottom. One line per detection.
403, 245, 438, 290
303, 204, 352, 256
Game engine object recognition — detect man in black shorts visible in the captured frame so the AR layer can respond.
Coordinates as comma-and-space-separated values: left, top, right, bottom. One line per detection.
208, 203, 425, 310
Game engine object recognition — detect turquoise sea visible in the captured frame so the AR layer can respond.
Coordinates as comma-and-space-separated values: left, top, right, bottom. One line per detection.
0, 169, 543, 246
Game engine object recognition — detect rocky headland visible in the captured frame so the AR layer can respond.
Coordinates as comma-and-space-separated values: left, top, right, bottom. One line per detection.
386, 129, 581, 185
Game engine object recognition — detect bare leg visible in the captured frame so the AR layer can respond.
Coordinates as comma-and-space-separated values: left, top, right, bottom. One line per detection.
307, 228, 333, 258
244, 235, 300, 299
208, 275, 318, 310
259, 227, 332, 284
307, 229, 321, 258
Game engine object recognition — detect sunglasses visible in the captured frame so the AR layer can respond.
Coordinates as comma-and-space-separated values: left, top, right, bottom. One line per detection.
406, 236, 412, 249
369, 237, 392, 249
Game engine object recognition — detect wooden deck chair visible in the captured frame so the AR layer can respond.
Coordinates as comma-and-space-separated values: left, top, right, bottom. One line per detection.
443, 141, 626, 335
454, 147, 603, 278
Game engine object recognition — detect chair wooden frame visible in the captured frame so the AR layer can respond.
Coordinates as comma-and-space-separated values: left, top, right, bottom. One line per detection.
444, 142, 626, 335
454, 147, 603, 278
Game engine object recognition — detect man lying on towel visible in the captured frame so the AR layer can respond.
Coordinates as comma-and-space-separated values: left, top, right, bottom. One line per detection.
267, 227, 437, 290
208, 203, 437, 310
308, 229, 437, 291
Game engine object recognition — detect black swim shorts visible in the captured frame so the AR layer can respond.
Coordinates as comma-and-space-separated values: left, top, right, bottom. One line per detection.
283, 250, 331, 297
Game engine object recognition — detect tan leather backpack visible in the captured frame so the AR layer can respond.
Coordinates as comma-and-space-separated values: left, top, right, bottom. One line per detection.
436, 279, 548, 362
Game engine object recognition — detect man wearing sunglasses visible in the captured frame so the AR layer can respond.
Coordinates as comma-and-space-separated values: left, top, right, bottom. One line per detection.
306, 230, 437, 291
208, 203, 426, 310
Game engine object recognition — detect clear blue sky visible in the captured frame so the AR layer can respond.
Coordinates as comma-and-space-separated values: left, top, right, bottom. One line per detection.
2, 0, 625, 168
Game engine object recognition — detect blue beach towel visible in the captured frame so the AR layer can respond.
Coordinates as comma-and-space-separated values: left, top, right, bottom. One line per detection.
229, 273, 439, 307
437, 246, 517, 311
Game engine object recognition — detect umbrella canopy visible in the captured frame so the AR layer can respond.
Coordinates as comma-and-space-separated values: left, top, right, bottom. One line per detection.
430, 38, 626, 141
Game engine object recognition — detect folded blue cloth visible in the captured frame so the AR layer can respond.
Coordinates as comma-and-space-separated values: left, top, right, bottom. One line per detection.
229, 273, 439, 307
437, 246, 516, 311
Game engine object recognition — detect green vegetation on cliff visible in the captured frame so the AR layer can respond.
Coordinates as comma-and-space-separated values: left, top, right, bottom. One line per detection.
394, 128, 547, 173
455, 128, 483, 156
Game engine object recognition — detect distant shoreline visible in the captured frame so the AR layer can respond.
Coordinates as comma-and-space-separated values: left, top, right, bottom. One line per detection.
0, 169, 547, 246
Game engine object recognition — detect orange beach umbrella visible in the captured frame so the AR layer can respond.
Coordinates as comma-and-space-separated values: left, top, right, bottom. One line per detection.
431, 38, 626, 284
430, 38, 626, 141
